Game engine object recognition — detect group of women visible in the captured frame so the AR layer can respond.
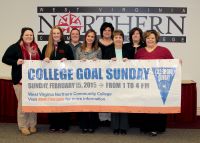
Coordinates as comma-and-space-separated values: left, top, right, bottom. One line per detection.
2, 22, 174, 136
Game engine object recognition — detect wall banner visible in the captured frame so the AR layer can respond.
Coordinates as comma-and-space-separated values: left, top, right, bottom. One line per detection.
37, 6, 187, 43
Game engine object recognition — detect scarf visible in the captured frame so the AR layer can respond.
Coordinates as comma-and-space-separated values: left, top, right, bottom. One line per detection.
20, 41, 40, 60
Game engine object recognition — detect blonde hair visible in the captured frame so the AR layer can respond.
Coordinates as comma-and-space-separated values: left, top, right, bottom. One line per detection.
45, 26, 64, 58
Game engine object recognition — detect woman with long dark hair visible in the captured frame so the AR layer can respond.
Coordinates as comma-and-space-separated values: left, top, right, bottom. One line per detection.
2, 27, 41, 135
76, 29, 101, 133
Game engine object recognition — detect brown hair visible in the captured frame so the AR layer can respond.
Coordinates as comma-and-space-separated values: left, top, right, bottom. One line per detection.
18, 27, 35, 44
143, 29, 160, 43
69, 28, 80, 42
81, 29, 98, 51
129, 27, 144, 46
100, 22, 114, 38
45, 26, 64, 58
113, 29, 124, 40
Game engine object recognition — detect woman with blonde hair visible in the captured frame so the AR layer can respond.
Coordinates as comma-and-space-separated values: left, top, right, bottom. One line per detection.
42, 26, 74, 132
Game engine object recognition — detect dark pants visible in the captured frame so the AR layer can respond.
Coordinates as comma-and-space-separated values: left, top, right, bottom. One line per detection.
48, 113, 70, 130
78, 112, 98, 129
140, 114, 167, 133
111, 113, 129, 130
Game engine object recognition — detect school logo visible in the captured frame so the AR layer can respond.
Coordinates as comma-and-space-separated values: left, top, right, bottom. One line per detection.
37, 6, 187, 42
57, 12, 83, 33
152, 67, 176, 104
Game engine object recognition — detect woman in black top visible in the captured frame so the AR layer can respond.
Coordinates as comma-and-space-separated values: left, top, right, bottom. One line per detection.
98, 22, 114, 59
2, 27, 41, 135
123, 27, 145, 134
97, 22, 114, 127
123, 27, 145, 59
42, 26, 74, 133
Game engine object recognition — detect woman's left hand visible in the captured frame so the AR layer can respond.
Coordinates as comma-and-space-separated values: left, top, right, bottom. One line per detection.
60, 58, 67, 62
93, 57, 97, 61
123, 58, 128, 62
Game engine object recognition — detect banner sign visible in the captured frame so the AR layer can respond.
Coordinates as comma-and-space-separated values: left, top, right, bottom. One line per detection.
22, 59, 181, 113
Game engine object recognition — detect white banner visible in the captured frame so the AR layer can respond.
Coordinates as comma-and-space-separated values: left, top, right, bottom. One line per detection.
22, 59, 181, 113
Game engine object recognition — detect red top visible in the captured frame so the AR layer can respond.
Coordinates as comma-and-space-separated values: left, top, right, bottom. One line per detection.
135, 46, 173, 59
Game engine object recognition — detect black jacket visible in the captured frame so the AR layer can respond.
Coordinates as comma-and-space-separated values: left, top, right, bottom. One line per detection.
42, 41, 74, 60
2, 42, 42, 85
123, 43, 144, 59
105, 45, 130, 59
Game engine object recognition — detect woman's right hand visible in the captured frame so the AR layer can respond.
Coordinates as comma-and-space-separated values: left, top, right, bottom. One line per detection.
17, 59, 24, 65
81, 58, 87, 61
43, 57, 50, 63
111, 58, 117, 61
